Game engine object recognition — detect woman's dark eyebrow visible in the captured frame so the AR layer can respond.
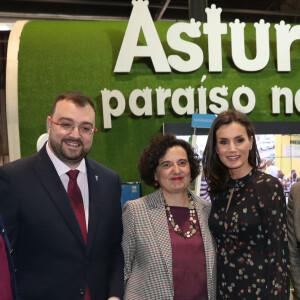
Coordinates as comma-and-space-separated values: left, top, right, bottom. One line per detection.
218, 135, 244, 140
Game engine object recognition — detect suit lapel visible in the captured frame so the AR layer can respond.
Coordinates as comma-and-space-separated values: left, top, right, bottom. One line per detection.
33, 146, 86, 245
147, 190, 173, 288
85, 159, 100, 252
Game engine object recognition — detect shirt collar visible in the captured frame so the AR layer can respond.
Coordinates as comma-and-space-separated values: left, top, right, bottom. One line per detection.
46, 142, 86, 176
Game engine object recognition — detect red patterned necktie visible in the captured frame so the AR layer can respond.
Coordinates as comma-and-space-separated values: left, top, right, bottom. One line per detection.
67, 170, 91, 300
67, 170, 87, 243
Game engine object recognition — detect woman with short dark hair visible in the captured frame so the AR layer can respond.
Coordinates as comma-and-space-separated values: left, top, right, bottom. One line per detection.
122, 133, 216, 299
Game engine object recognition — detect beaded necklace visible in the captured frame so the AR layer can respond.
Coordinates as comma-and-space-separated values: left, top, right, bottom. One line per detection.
164, 193, 197, 239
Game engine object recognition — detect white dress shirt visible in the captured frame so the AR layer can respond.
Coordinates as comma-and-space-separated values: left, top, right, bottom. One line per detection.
46, 142, 89, 230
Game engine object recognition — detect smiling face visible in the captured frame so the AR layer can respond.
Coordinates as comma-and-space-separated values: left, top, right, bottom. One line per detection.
155, 146, 191, 196
47, 99, 95, 168
216, 122, 253, 179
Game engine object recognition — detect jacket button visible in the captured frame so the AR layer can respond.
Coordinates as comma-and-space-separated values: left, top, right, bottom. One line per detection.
79, 288, 84, 295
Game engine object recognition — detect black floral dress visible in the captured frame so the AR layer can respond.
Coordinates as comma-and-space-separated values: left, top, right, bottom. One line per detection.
209, 169, 290, 299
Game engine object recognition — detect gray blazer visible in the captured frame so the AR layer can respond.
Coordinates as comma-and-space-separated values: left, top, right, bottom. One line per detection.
122, 188, 216, 300
288, 182, 300, 299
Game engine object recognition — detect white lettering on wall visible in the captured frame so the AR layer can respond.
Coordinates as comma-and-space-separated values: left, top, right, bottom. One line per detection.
275, 21, 300, 72
114, 0, 300, 73
197, 86, 207, 114
114, 0, 170, 73
209, 85, 229, 114
294, 89, 300, 112
203, 5, 227, 72
101, 89, 126, 128
171, 87, 195, 115
167, 19, 203, 72
271, 85, 293, 113
156, 87, 171, 115
230, 19, 270, 71
129, 87, 153, 116
232, 85, 256, 113
104, 1, 300, 129
101, 85, 298, 128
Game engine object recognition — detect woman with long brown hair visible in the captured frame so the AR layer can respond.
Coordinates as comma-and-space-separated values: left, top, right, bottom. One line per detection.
202, 110, 290, 299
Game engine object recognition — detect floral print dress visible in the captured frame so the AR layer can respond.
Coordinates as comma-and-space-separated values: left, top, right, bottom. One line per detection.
209, 169, 290, 299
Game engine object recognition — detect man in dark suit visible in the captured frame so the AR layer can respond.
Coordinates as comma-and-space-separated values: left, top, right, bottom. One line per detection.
0, 214, 17, 300
0, 91, 123, 300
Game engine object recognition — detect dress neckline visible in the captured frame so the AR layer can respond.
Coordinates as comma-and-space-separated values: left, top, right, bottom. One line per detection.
229, 168, 255, 188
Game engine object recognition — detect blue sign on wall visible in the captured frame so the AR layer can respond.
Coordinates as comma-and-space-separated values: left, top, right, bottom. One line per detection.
191, 114, 216, 128
121, 182, 141, 208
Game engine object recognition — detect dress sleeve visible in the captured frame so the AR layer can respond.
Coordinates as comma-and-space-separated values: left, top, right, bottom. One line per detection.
257, 176, 290, 299
122, 201, 136, 288
287, 184, 300, 299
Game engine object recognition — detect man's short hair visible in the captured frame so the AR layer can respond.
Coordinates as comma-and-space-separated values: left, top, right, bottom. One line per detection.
50, 91, 95, 116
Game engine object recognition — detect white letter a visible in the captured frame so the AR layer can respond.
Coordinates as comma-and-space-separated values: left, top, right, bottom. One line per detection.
114, 0, 171, 73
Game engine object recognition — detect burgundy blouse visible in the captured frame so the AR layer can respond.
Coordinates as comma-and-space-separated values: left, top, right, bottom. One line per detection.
0, 234, 13, 300
167, 206, 208, 300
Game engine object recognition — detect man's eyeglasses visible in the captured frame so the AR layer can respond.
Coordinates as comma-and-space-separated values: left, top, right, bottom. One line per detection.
49, 117, 98, 136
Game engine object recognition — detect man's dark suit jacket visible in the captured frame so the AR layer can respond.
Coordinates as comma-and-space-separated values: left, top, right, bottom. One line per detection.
0, 214, 18, 300
0, 145, 124, 300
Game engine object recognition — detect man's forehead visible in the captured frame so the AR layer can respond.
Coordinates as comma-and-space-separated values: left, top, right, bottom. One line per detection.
55, 99, 93, 111
54, 100, 95, 120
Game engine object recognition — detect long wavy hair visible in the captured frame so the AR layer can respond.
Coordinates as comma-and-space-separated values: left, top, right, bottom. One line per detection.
202, 110, 260, 195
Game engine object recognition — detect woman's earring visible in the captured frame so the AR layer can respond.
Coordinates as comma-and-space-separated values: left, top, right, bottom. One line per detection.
154, 180, 159, 187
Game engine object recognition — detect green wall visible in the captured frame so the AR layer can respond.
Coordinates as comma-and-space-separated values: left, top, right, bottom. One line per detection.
17, 21, 300, 195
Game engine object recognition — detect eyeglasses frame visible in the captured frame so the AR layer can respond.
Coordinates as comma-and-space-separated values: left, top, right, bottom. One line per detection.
49, 116, 98, 135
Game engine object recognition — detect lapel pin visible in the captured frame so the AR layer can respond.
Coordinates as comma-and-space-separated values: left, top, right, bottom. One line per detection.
95, 175, 99, 181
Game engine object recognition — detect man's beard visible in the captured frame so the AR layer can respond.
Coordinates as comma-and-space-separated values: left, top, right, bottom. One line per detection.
49, 137, 90, 165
